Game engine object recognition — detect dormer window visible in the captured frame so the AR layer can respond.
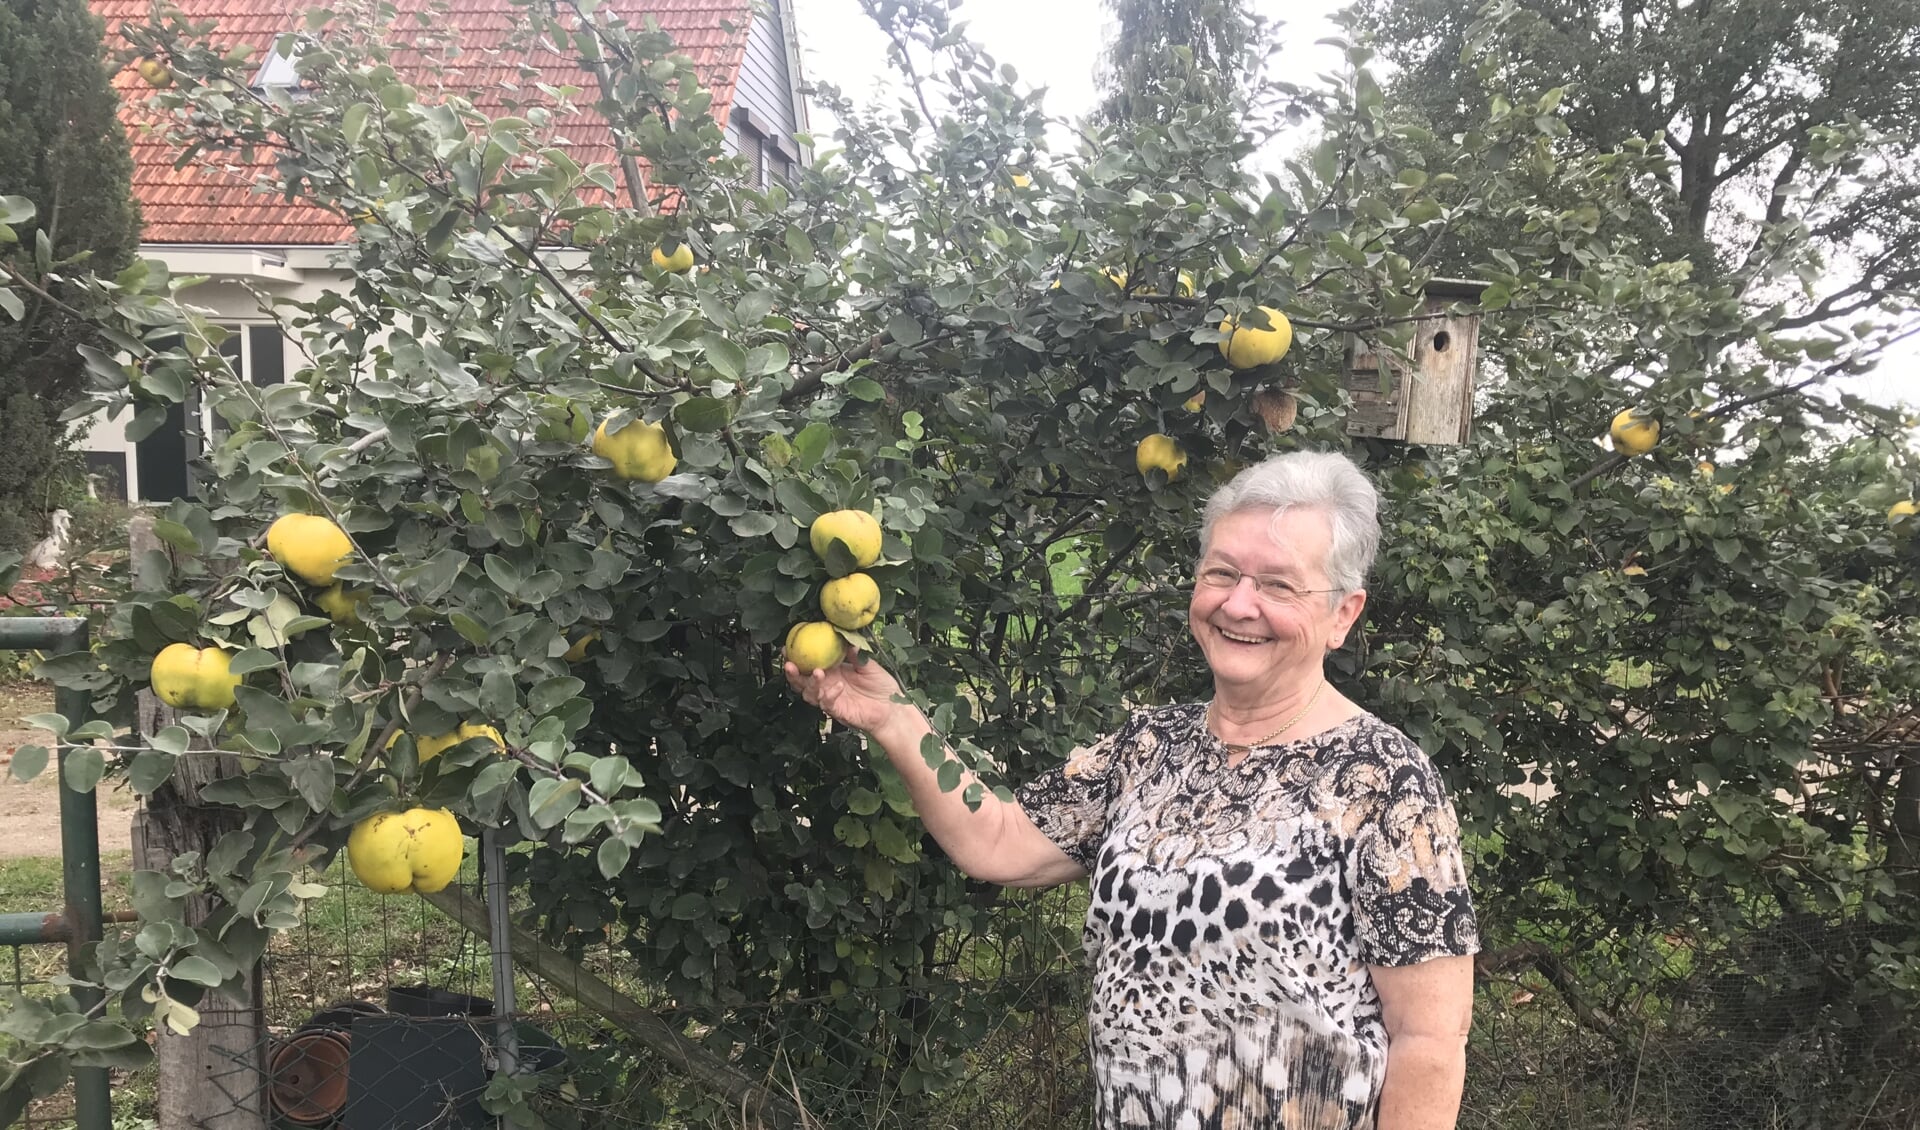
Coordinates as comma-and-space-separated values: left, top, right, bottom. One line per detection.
729, 106, 800, 189
253, 33, 307, 92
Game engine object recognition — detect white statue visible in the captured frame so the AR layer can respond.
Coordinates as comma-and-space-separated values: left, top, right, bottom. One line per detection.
25, 508, 73, 570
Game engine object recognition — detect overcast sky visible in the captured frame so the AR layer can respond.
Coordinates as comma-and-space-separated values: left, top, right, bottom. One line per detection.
784, 0, 1914, 413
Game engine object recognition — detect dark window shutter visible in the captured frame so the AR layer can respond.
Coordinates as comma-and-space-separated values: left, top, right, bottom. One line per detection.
135, 400, 191, 502
249, 325, 285, 385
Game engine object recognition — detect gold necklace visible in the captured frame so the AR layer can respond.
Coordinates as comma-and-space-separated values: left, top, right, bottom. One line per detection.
1208, 681, 1326, 751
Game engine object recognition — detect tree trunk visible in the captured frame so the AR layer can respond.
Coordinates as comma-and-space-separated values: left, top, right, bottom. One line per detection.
1889, 749, 1920, 902
130, 514, 269, 1130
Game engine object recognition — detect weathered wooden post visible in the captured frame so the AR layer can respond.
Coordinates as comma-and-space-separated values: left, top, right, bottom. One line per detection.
128, 512, 270, 1130
1344, 278, 1489, 446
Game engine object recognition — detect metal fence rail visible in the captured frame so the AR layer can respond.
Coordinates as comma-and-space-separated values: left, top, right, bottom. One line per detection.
0, 616, 110, 1130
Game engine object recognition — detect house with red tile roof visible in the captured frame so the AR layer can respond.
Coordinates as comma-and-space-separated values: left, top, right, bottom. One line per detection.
79, 0, 807, 502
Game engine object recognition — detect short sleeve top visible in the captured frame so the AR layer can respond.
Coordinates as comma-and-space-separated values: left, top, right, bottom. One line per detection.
1015, 703, 1479, 1129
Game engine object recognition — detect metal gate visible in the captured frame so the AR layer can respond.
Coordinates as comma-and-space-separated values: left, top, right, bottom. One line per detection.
0, 617, 111, 1129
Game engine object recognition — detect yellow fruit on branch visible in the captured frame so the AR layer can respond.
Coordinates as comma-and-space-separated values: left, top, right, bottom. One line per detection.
651, 243, 695, 273
1610, 408, 1660, 456
314, 583, 368, 625
135, 58, 172, 87
820, 573, 881, 630
1135, 433, 1187, 481
561, 631, 600, 663
809, 510, 883, 567
406, 722, 505, 765
267, 514, 354, 586
785, 621, 845, 674
1889, 499, 1918, 525
1010, 172, 1032, 189
1218, 307, 1293, 370
149, 643, 241, 710
591, 417, 676, 482
1183, 390, 1207, 413
347, 808, 464, 894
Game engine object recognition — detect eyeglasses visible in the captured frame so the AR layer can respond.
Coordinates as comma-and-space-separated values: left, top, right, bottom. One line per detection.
1194, 561, 1340, 606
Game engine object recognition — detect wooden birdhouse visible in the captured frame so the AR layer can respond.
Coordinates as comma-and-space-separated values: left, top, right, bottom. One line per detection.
1343, 279, 1489, 446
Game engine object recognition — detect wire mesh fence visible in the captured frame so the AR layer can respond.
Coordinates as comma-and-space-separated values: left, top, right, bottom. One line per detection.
17, 848, 1892, 1130
3, 940, 76, 1130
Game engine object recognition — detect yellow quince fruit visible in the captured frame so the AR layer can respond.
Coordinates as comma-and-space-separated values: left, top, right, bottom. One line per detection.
314, 583, 368, 625
652, 243, 695, 273
1135, 434, 1187, 482
561, 631, 600, 663
821, 573, 881, 630
149, 644, 241, 710
267, 514, 354, 586
347, 807, 464, 894
1218, 307, 1293, 370
1889, 499, 1918, 526
809, 510, 882, 567
407, 722, 505, 765
591, 417, 676, 482
785, 621, 844, 675
1610, 408, 1660, 456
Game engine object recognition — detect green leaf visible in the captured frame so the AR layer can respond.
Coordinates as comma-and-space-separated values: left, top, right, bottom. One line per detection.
129, 750, 177, 796
9, 744, 49, 782
149, 726, 191, 757
227, 649, 281, 676
886, 312, 924, 348
774, 479, 829, 524
674, 396, 733, 433
698, 334, 747, 382
745, 343, 790, 377
170, 956, 225, 987
483, 554, 525, 591
596, 837, 631, 879
450, 612, 491, 645
63, 747, 104, 793
20, 712, 68, 738
790, 423, 831, 467
670, 892, 708, 920
286, 755, 335, 812
0, 195, 35, 224
729, 512, 778, 538
151, 519, 201, 554
528, 676, 585, 715
527, 778, 583, 829
233, 687, 296, 733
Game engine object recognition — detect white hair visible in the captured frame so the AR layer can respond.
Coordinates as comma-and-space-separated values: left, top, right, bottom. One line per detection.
1198, 451, 1380, 594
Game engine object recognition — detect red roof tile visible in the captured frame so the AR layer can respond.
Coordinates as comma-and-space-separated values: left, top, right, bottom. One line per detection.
92, 0, 753, 244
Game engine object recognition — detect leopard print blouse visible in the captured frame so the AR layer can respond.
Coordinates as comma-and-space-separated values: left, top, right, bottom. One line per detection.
1016, 703, 1479, 1129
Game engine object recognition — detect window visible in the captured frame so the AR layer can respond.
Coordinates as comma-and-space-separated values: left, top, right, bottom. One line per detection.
730, 107, 798, 189
253, 33, 309, 93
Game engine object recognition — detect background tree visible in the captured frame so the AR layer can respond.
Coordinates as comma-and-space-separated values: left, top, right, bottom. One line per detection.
1352, 0, 1920, 336
0, 0, 1916, 1125
0, 0, 140, 553
1097, 0, 1261, 123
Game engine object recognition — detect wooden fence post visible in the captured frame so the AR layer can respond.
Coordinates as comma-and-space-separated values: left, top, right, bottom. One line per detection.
129, 512, 270, 1130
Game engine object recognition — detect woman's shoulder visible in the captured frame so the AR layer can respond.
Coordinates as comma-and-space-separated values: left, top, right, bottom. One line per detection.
1131, 701, 1208, 736
1098, 703, 1208, 763
1317, 711, 1426, 757
1312, 713, 1452, 794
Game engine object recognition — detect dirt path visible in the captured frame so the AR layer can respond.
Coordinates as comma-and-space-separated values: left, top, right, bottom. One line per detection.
0, 682, 139, 859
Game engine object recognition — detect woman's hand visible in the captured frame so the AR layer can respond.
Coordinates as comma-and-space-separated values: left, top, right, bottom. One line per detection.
784, 647, 907, 735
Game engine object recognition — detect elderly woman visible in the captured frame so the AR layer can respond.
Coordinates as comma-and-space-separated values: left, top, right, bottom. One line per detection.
787, 450, 1479, 1130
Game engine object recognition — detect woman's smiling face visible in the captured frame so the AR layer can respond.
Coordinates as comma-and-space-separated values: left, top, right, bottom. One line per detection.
1188, 507, 1367, 699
